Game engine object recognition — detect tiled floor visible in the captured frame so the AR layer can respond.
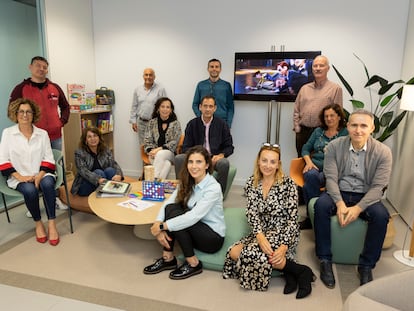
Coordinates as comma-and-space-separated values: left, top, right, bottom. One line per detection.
0, 284, 123, 311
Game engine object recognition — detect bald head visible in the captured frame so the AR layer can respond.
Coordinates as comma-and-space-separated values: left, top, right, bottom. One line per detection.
312, 55, 330, 83
143, 68, 155, 88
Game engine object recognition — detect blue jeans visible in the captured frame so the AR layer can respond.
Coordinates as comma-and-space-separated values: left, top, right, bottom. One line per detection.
314, 191, 389, 268
303, 169, 325, 206
16, 175, 56, 221
50, 137, 62, 151
77, 167, 117, 196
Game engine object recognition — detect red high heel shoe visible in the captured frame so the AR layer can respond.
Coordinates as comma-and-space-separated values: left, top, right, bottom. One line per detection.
36, 236, 48, 244
49, 237, 60, 246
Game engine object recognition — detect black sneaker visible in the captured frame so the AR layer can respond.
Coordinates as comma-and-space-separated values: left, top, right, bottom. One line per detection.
143, 257, 177, 275
169, 261, 203, 280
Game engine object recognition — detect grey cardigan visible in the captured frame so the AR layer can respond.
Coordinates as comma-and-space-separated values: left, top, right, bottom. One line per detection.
324, 136, 392, 210
71, 148, 123, 195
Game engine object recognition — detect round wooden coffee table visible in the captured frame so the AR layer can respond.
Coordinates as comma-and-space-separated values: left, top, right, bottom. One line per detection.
88, 181, 170, 239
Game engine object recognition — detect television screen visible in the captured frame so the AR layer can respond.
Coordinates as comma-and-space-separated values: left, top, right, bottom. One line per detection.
234, 51, 321, 102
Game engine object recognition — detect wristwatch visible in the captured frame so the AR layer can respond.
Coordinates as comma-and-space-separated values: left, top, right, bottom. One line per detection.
159, 223, 164, 231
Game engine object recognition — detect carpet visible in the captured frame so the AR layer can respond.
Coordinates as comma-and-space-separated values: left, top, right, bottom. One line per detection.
0, 211, 344, 311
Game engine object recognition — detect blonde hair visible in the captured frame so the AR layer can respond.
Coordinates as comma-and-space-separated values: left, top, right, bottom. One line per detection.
252, 145, 284, 188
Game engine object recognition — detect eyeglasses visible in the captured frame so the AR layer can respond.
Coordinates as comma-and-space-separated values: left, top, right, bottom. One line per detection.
262, 143, 280, 150
17, 110, 34, 116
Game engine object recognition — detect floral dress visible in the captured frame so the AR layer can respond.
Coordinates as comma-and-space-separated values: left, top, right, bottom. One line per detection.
222, 175, 299, 291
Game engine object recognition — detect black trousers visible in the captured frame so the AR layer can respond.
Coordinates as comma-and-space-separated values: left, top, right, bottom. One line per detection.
164, 203, 224, 258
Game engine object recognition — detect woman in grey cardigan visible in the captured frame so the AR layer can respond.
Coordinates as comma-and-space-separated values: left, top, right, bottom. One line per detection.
71, 126, 124, 196
144, 97, 181, 180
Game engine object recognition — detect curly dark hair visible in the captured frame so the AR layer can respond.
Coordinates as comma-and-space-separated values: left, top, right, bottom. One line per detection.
78, 126, 107, 154
319, 103, 347, 130
176, 145, 213, 207
8, 98, 41, 123
151, 97, 177, 120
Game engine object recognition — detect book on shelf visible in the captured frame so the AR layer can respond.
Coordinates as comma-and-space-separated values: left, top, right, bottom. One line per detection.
96, 180, 131, 197
67, 83, 85, 106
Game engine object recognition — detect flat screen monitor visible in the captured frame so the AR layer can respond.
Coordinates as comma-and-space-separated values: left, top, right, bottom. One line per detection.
234, 51, 321, 102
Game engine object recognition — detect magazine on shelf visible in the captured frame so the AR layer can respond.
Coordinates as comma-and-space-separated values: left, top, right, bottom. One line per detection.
96, 180, 131, 197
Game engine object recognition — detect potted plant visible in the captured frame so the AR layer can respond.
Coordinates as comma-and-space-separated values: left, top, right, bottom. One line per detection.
332, 54, 414, 142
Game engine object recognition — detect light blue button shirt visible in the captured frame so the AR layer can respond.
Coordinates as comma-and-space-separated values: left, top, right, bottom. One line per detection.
156, 173, 225, 237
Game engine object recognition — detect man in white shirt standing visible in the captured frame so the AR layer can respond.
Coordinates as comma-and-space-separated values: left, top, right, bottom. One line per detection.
129, 68, 167, 145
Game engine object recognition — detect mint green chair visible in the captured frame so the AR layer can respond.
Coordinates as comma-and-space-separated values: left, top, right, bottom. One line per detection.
213, 165, 237, 201
178, 207, 280, 277
0, 149, 73, 233
185, 207, 250, 271
308, 197, 367, 264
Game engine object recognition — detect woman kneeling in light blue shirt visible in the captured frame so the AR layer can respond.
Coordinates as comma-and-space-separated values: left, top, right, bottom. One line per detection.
143, 145, 225, 280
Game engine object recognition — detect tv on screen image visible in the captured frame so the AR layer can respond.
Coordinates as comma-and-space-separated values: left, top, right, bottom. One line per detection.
234, 51, 321, 102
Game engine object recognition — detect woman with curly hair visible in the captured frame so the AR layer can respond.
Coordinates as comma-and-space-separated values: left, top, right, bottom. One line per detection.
0, 98, 60, 245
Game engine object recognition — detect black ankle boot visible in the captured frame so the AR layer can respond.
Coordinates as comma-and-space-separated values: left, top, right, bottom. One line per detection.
283, 260, 316, 299
283, 272, 297, 294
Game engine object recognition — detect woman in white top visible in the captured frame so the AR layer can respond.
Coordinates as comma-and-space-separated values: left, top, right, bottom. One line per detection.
0, 98, 59, 246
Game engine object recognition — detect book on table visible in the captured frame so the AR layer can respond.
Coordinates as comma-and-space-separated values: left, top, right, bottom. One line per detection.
96, 180, 131, 197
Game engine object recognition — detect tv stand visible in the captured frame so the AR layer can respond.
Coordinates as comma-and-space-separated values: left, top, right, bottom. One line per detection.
266, 100, 281, 144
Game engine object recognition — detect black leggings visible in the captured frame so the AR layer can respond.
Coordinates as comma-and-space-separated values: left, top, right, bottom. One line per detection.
164, 203, 224, 258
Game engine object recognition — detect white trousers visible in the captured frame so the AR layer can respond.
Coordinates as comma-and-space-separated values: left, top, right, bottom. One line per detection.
150, 149, 175, 179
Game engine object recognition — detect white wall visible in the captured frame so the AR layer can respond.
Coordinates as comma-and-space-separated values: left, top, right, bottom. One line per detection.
43, 0, 96, 98
44, 0, 410, 185
91, 0, 410, 184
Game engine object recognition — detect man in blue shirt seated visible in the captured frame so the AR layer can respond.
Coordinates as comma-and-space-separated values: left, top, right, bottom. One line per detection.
192, 59, 234, 128
314, 109, 392, 289
176, 95, 234, 194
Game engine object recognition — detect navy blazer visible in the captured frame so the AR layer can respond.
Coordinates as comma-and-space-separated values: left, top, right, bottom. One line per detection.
182, 116, 234, 157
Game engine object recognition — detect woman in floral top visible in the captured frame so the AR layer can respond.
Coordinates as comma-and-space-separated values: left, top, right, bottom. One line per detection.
223, 143, 315, 299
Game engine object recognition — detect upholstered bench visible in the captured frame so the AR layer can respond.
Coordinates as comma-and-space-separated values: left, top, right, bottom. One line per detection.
308, 197, 368, 264
178, 207, 279, 277
59, 176, 138, 214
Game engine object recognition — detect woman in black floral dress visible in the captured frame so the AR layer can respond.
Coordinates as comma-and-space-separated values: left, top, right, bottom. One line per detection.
223, 143, 315, 299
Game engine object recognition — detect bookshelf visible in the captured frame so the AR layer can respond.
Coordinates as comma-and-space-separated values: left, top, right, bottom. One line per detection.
63, 108, 114, 174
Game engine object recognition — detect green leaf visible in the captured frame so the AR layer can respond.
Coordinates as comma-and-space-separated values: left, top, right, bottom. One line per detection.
332, 65, 353, 96
406, 77, 414, 84
354, 54, 370, 80
380, 94, 396, 107
350, 99, 364, 108
373, 115, 380, 133
377, 111, 407, 142
380, 111, 393, 127
378, 80, 405, 95
387, 110, 407, 133
365, 75, 388, 88
377, 130, 393, 142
